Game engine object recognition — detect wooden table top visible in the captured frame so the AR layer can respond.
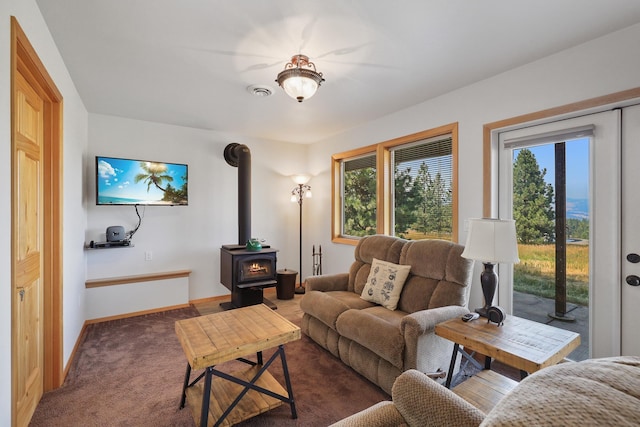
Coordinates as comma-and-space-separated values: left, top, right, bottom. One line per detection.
435, 315, 580, 373
175, 304, 301, 370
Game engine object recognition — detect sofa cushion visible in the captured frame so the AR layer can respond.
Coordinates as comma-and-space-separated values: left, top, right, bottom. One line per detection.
397, 239, 474, 313
336, 307, 406, 369
350, 235, 406, 294
300, 290, 376, 331
360, 258, 411, 310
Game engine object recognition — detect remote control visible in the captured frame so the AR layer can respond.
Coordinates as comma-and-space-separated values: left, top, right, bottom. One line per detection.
462, 312, 480, 322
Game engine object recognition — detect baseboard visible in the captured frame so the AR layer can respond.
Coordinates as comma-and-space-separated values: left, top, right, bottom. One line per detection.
85, 303, 192, 324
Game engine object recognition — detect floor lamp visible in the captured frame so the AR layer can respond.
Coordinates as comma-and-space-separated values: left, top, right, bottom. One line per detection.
291, 175, 312, 294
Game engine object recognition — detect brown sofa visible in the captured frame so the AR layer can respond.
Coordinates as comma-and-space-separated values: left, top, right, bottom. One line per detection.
300, 235, 474, 394
331, 356, 640, 426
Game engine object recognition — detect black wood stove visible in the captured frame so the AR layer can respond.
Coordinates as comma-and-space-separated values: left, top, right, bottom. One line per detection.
219, 143, 278, 309
220, 244, 278, 309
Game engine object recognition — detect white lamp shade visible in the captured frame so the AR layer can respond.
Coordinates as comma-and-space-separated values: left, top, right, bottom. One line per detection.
291, 174, 311, 185
461, 218, 520, 264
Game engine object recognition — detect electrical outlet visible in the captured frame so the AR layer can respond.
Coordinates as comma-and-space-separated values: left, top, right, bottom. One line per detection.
145, 251, 153, 261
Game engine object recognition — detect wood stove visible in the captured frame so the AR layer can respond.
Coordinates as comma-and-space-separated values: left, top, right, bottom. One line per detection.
220, 244, 278, 309
219, 143, 278, 309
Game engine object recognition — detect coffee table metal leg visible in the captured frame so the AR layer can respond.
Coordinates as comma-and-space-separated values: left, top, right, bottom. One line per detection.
278, 344, 298, 419
445, 343, 460, 388
180, 363, 191, 409
201, 366, 213, 427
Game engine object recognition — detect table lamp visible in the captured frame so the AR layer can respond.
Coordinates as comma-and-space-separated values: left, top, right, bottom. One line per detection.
461, 218, 520, 317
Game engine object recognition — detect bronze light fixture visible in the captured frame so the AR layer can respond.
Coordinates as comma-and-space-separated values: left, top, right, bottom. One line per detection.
276, 54, 325, 102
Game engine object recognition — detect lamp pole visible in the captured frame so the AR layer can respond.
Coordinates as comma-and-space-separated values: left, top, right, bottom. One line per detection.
291, 180, 311, 294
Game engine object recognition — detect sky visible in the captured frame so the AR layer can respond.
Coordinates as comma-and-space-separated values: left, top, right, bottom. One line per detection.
514, 137, 590, 200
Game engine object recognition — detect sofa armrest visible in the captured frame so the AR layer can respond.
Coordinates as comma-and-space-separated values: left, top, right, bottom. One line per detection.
401, 305, 469, 370
329, 401, 405, 427
401, 305, 469, 336
306, 273, 349, 292
393, 370, 484, 427
330, 370, 484, 427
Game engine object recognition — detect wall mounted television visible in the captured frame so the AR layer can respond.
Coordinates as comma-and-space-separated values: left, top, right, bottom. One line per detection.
96, 156, 188, 206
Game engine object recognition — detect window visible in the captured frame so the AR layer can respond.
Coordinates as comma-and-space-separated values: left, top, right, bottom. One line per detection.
342, 153, 377, 238
391, 135, 453, 239
332, 123, 458, 244
499, 122, 598, 361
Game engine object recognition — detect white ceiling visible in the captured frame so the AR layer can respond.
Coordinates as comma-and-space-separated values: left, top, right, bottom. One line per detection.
36, 0, 640, 144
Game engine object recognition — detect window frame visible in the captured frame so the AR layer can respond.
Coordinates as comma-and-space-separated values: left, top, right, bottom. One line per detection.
332, 123, 459, 245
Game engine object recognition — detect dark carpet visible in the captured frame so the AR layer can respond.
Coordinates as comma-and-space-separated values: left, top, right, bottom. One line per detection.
29, 307, 389, 426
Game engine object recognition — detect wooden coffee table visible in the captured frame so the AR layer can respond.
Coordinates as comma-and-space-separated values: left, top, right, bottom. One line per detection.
175, 304, 301, 427
436, 314, 579, 379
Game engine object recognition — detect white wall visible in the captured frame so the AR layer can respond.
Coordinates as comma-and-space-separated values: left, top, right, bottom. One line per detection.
0, 0, 88, 424
85, 114, 307, 304
306, 23, 640, 312
3, 3, 639, 424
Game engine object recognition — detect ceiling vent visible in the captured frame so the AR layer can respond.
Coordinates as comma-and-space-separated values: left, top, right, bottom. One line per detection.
247, 85, 273, 97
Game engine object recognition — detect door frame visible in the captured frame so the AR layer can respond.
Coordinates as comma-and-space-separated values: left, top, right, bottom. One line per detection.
11, 15, 63, 420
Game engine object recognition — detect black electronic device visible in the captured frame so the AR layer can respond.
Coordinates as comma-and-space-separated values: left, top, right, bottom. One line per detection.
462, 312, 480, 322
487, 306, 506, 326
106, 225, 126, 242
90, 240, 130, 248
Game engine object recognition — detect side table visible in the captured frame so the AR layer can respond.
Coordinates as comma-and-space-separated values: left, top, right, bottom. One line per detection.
435, 314, 580, 388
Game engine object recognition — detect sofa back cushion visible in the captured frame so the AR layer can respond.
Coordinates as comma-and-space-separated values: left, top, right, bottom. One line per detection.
348, 235, 406, 294
397, 239, 474, 313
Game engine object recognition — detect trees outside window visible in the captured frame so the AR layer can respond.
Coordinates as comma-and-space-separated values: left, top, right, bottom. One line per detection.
512, 148, 555, 243
332, 124, 458, 244
342, 155, 377, 237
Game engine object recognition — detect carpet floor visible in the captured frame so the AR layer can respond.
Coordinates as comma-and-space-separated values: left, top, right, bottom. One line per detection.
30, 304, 389, 426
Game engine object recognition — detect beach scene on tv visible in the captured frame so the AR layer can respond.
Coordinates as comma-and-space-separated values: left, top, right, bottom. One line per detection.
97, 157, 188, 205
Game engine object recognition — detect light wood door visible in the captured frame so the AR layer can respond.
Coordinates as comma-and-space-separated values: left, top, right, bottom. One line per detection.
13, 71, 45, 427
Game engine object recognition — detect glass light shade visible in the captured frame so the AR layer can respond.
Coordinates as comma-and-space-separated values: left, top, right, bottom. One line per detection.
291, 174, 311, 185
305, 190, 312, 198
461, 218, 520, 264
276, 55, 324, 103
281, 75, 318, 102
290, 194, 297, 203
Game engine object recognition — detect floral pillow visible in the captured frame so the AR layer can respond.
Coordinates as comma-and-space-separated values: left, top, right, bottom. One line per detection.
360, 258, 412, 310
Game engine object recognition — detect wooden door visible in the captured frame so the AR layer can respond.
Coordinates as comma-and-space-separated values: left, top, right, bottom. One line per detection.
13, 71, 45, 427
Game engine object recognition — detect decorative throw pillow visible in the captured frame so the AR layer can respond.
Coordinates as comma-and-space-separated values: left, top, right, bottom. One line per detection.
360, 258, 411, 310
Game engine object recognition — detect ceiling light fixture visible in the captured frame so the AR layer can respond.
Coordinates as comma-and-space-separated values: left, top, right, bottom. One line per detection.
276, 54, 325, 103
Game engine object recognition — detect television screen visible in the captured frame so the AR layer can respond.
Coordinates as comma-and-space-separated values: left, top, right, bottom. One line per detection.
96, 156, 188, 205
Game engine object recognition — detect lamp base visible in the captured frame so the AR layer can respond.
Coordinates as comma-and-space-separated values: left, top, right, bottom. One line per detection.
475, 306, 490, 318
294, 286, 306, 294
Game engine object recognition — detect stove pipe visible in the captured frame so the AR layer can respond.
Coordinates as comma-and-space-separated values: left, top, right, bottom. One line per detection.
224, 143, 251, 245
